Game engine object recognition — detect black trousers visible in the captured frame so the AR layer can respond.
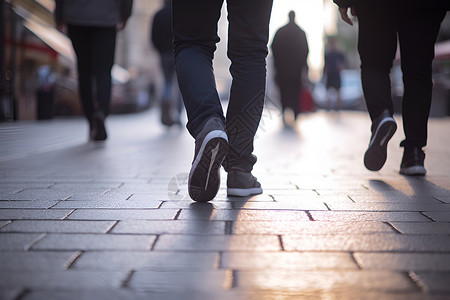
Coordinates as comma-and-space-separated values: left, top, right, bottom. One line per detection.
173, 0, 273, 172
355, 0, 445, 148
68, 25, 117, 123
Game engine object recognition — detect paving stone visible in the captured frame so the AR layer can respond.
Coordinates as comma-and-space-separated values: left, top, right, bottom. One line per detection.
422, 211, 450, 222
0, 209, 73, 220
52, 200, 162, 209
0, 289, 23, 300
20, 290, 187, 300
160, 201, 233, 209
282, 234, 450, 252
73, 251, 218, 271
66, 192, 132, 201
235, 270, 416, 292
354, 253, 450, 271
1, 189, 73, 201
50, 182, 123, 191
128, 270, 229, 292
0, 271, 127, 289
233, 201, 328, 210
32, 233, 156, 251
0, 200, 59, 209
0, 251, 79, 271
347, 194, 442, 204
0, 220, 10, 229
326, 203, 450, 211
177, 209, 310, 221
389, 222, 450, 235
1, 220, 116, 233
0, 233, 44, 250
309, 211, 430, 222
221, 252, 358, 270
66, 209, 179, 220
154, 234, 281, 252
435, 195, 450, 203
232, 221, 394, 235
111, 220, 225, 234
411, 272, 450, 293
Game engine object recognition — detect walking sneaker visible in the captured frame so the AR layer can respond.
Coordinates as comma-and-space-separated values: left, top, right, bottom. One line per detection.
227, 169, 263, 197
400, 146, 426, 176
189, 117, 228, 202
364, 110, 397, 171
91, 111, 107, 141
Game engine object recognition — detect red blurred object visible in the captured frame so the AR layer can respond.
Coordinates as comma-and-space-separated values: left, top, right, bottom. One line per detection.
299, 87, 315, 113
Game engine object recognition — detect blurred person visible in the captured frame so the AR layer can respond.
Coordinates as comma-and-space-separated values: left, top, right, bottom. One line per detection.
334, 0, 447, 175
271, 11, 309, 127
54, 0, 133, 141
151, 0, 182, 127
323, 36, 346, 111
173, 0, 273, 202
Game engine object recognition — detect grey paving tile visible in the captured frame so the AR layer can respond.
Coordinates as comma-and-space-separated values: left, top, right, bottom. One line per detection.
128, 270, 228, 292
0, 271, 127, 289
160, 201, 233, 209
66, 209, 179, 220
435, 195, 450, 203
0, 233, 44, 250
1, 220, 115, 233
233, 221, 394, 235
111, 220, 225, 234
66, 192, 132, 201
0, 251, 79, 271
20, 290, 191, 300
177, 209, 310, 221
354, 253, 450, 271
348, 194, 442, 203
222, 252, 358, 270
234, 201, 328, 210
32, 233, 156, 251
422, 211, 450, 222
390, 222, 450, 235
1, 189, 73, 201
0, 209, 73, 220
282, 234, 450, 252
326, 203, 450, 211
0, 200, 58, 209
73, 251, 218, 271
0, 289, 23, 300
154, 234, 281, 252
52, 200, 161, 209
235, 270, 416, 292
310, 211, 430, 222
411, 272, 450, 293
0, 220, 10, 229
50, 182, 123, 191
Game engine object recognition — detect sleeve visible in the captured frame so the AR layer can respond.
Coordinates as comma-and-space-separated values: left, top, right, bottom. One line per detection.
54, 0, 64, 23
120, 0, 134, 23
333, 0, 353, 8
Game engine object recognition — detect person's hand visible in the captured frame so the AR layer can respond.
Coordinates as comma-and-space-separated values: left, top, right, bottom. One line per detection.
338, 6, 356, 26
56, 21, 66, 32
116, 21, 127, 31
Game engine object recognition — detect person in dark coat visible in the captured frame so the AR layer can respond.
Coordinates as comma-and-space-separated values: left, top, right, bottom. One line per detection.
334, 0, 447, 175
151, 0, 182, 127
324, 36, 346, 111
54, 0, 133, 141
271, 11, 309, 126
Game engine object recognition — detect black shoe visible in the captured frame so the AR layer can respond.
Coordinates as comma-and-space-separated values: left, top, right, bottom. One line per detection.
188, 117, 228, 202
227, 169, 262, 197
90, 111, 107, 141
400, 145, 426, 176
364, 110, 397, 171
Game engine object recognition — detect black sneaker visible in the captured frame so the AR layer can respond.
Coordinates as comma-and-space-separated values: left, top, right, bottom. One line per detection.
400, 146, 426, 176
227, 169, 262, 197
90, 111, 107, 141
364, 110, 397, 171
188, 118, 228, 202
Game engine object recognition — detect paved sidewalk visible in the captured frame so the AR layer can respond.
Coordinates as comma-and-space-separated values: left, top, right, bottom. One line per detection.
0, 108, 449, 300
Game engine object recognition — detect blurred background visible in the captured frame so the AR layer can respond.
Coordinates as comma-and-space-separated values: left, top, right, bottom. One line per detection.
0, 0, 449, 122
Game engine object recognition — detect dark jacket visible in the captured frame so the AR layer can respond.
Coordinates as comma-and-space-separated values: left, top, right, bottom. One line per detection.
271, 21, 309, 81
333, 0, 449, 10
55, 0, 133, 27
151, 2, 173, 54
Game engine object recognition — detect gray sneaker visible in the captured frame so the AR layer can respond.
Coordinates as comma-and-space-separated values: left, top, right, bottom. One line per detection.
227, 170, 262, 197
189, 117, 228, 202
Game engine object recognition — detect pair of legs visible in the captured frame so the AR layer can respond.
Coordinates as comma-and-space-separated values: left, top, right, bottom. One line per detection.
173, 0, 273, 172
68, 25, 117, 140
159, 52, 182, 126
276, 78, 301, 125
355, 0, 445, 173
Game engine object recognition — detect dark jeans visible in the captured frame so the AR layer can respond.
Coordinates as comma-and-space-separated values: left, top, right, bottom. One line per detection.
355, 0, 445, 148
173, 0, 273, 172
68, 25, 117, 123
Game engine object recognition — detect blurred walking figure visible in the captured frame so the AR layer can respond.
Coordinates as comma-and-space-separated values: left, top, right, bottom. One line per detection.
334, 0, 447, 175
173, 0, 273, 202
323, 36, 346, 111
151, 0, 182, 127
54, 0, 133, 141
271, 11, 309, 127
